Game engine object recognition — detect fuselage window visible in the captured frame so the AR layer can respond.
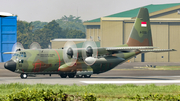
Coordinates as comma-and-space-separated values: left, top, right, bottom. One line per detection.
19, 60, 23, 63
24, 52, 26, 57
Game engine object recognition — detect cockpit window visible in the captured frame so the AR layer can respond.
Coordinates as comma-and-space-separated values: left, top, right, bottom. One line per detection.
19, 59, 23, 63
24, 52, 26, 57
13, 54, 16, 57
19, 52, 26, 57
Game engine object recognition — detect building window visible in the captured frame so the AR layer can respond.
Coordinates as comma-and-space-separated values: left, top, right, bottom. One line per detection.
177, 10, 180, 14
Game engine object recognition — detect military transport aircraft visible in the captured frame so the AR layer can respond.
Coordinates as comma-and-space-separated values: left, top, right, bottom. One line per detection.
4, 8, 175, 79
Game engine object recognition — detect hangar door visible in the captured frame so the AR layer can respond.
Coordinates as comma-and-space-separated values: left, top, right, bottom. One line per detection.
124, 22, 142, 62
145, 22, 169, 62
169, 22, 180, 62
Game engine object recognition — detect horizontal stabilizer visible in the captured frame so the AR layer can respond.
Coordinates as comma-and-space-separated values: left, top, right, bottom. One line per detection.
140, 49, 176, 53
106, 46, 156, 51
3, 52, 16, 54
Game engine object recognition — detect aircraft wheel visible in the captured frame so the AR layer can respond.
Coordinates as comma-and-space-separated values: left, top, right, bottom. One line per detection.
84, 75, 91, 78
68, 74, 75, 78
60, 74, 67, 78
76, 75, 83, 78
20, 73, 28, 79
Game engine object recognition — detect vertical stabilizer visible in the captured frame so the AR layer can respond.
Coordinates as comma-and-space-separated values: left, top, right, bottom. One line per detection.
126, 8, 153, 46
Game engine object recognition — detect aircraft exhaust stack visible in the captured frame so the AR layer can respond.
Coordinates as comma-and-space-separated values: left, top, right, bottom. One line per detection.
126, 8, 153, 46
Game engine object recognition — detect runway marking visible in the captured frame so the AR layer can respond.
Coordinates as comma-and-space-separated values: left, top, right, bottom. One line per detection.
81, 80, 180, 84
92, 76, 180, 77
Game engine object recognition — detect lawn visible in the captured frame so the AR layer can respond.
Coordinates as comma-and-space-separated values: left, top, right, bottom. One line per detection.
0, 83, 180, 100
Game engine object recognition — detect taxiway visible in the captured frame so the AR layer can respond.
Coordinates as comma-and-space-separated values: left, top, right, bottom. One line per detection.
0, 62, 180, 85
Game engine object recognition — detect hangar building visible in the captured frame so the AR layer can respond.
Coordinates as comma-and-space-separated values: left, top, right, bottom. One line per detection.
50, 39, 86, 49
0, 12, 17, 62
83, 3, 180, 62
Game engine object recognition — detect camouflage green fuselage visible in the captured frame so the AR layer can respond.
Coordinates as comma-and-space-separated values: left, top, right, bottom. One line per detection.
11, 49, 139, 75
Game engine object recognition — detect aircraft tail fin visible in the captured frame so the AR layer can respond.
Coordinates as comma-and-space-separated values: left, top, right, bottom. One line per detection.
126, 8, 153, 46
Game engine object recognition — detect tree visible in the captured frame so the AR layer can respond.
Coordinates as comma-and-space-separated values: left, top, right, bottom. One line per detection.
56, 15, 85, 33
17, 20, 34, 49
34, 20, 62, 48
66, 29, 85, 38
17, 15, 86, 49
31, 21, 48, 32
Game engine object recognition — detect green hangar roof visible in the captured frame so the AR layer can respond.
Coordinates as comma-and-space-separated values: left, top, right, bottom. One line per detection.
85, 3, 180, 23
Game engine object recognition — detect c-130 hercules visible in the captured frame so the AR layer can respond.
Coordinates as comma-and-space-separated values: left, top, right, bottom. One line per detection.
4, 8, 175, 79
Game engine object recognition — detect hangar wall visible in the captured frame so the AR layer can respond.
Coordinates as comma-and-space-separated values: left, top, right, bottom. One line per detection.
169, 22, 180, 62
145, 23, 169, 62
85, 18, 180, 62
101, 20, 123, 47
86, 25, 100, 41
0, 16, 17, 62
83, 4, 180, 62
50, 39, 86, 49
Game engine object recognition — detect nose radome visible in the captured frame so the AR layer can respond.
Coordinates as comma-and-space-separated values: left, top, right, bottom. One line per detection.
4, 60, 16, 72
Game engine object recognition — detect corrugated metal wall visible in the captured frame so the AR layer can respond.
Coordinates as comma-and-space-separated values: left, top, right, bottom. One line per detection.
123, 22, 141, 62
0, 16, 17, 62
86, 25, 100, 41
145, 23, 169, 62
85, 20, 180, 62
101, 21, 123, 47
169, 22, 180, 62
51, 41, 85, 49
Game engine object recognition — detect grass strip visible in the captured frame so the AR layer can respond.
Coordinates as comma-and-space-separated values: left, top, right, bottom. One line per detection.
0, 83, 180, 100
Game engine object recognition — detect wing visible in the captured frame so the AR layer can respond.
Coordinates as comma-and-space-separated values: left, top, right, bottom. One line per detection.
3, 52, 16, 54
97, 47, 175, 55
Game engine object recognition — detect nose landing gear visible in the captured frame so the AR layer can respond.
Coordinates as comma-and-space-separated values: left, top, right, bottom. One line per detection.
20, 73, 28, 79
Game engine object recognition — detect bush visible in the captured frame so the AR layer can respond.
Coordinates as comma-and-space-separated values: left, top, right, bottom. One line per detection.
0, 89, 97, 101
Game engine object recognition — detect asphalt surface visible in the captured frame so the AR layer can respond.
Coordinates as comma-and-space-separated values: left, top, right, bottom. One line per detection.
1, 62, 180, 85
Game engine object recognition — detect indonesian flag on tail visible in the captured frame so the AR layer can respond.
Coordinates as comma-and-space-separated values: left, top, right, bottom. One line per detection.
141, 22, 147, 27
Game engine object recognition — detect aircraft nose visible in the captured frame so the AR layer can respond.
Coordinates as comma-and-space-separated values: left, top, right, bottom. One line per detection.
4, 60, 16, 72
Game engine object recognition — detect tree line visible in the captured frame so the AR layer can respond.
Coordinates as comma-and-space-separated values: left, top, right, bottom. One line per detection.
17, 15, 86, 49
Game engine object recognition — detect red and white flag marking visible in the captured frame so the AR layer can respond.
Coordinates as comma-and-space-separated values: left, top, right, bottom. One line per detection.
141, 22, 147, 27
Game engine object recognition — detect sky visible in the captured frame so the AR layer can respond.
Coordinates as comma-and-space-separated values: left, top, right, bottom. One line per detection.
0, 0, 180, 22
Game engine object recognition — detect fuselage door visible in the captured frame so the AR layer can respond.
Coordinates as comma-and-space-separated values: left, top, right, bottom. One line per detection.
34, 63, 41, 72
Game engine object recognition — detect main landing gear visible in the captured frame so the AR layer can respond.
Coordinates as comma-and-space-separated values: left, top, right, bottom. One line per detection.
60, 74, 68, 78
76, 75, 91, 78
19, 73, 91, 79
60, 73, 76, 78
60, 74, 91, 78
83, 75, 91, 78
20, 73, 28, 79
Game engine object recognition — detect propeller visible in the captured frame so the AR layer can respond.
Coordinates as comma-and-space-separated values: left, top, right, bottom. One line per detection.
11, 42, 24, 56
12, 42, 24, 52
82, 40, 98, 65
48, 43, 52, 49
29, 42, 41, 49
63, 41, 78, 66
5, 42, 41, 56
